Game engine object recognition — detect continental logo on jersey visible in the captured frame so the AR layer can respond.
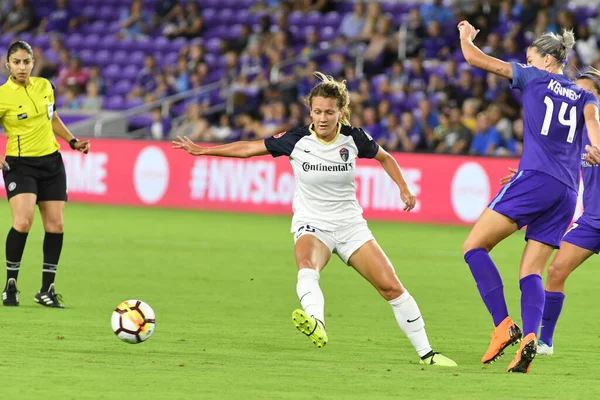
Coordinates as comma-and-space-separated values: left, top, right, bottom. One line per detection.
273, 131, 286, 139
17, 113, 28, 120
302, 162, 354, 172
339, 148, 349, 162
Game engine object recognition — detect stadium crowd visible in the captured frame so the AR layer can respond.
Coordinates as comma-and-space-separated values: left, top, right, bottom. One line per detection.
2, 0, 600, 155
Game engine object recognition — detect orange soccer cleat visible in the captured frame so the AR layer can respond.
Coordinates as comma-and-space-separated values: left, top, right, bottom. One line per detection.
507, 333, 537, 373
481, 316, 522, 364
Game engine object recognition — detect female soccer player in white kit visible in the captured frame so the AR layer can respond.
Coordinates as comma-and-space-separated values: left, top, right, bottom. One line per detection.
173, 72, 456, 366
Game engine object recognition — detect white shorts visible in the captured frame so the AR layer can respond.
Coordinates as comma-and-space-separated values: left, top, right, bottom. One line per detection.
293, 222, 375, 264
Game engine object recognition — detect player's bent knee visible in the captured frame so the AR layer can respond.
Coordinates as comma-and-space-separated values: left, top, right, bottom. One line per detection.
377, 282, 404, 301
547, 263, 569, 285
12, 216, 34, 233
296, 258, 318, 271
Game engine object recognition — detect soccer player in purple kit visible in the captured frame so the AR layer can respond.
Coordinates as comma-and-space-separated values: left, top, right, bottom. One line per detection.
458, 20, 600, 373
498, 69, 600, 357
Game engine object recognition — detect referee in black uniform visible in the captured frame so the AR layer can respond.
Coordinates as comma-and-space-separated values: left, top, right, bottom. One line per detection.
1, 41, 90, 308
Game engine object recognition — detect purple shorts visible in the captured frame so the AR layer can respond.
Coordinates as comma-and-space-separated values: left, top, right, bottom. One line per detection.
562, 217, 600, 253
489, 170, 577, 248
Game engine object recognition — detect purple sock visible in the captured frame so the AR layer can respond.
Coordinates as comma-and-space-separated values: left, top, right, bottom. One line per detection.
520, 274, 545, 337
464, 248, 509, 327
539, 291, 565, 347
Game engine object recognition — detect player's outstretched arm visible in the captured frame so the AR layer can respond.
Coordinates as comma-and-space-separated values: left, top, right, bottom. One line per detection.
374, 147, 416, 212
583, 104, 600, 165
172, 136, 270, 158
458, 20, 513, 79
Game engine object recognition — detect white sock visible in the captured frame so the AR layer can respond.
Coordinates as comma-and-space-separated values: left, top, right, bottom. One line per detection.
388, 290, 432, 357
296, 268, 325, 325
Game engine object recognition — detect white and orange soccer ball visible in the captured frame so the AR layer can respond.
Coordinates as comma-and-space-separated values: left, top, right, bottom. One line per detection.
111, 300, 156, 344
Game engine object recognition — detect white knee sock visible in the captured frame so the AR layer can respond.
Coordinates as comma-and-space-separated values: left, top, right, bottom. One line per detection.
296, 268, 325, 325
388, 291, 432, 357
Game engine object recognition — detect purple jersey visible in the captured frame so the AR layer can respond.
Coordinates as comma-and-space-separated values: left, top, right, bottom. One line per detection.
510, 62, 599, 190
578, 127, 600, 229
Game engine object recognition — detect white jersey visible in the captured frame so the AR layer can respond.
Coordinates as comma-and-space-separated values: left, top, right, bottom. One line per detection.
264, 123, 380, 232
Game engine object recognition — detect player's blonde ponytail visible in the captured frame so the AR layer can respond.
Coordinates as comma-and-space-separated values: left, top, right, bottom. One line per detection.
532, 29, 575, 67
306, 72, 351, 125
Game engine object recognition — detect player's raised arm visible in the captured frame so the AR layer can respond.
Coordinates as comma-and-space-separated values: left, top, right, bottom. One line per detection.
584, 104, 600, 147
172, 136, 269, 158
458, 20, 513, 79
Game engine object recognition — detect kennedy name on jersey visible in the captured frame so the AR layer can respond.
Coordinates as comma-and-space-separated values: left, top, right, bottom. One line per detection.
548, 79, 581, 101
302, 162, 354, 172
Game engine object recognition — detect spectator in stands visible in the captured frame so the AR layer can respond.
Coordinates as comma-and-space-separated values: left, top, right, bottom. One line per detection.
339, 2, 366, 41
418, 98, 439, 146
420, 0, 453, 25
225, 25, 251, 54
447, 69, 474, 107
423, 21, 450, 59
469, 112, 504, 156
2, 0, 35, 34
39, 0, 82, 34
87, 65, 104, 95
31, 46, 56, 79
172, 56, 190, 93
294, 0, 333, 13
461, 98, 480, 133
404, 8, 426, 58
146, 72, 175, 102
503, 37, 525, 64
119, 0, 151, 39
435, 107, 471, 154
505, 117, 524, 156
390, 111, 425, 152
575, 24, 599, 65
149, 108, 171, 140
362, 106, 382, 142
57, 56, 89, 95
62, 86, 81, 110
206, 114, 235, 142
80, 81, 103, 112
152, 0, 179, 31
170, 103, 210, 141
164, 2, 203, 40
407, 58, 428, 92
487, 104, 512, 142
130, 55, 158, 100
44, 35, 65, 66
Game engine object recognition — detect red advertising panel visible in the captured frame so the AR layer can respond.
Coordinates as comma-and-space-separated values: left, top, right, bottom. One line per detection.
0, 137, 583, 225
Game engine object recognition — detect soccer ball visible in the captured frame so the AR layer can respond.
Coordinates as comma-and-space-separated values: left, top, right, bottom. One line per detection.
111, 300, 156, 344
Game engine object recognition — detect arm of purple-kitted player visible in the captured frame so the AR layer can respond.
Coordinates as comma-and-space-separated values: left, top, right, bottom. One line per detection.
458, 20, 513, 80
583, 104, 600, 165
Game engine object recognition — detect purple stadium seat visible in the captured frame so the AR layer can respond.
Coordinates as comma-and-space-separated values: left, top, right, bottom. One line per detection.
205, 0, 221, 8
130, 51, 145, 66
190, 37, 204, 46
203, 8, 217, 22
31, 35, 50, 49
171, 37, 188, 51
153, 36, 171, 53
104, 96, 125, 110
89, 20, 108, 35
205, 38, 222, 53
289, 11, 303, 26
82, 5, 96, 19
107, 21, 121, 34
126, 98, 144, 109
78, 49, 95, 66
66, 33, 84, 49
112, 50, 129, 65
323, 12, 342, 27
99, 6, 114, 21
16, 32, 33, 44
233, 9, 250, 25
112, 80, 133, 96
204, 53, 217, 66
305, 12, 322, 26
217, 9, 235, 25
102, 64, 121, 80
83, 34, 101, 50
162, 52, 180, 67
249, 11, 267, 25
116, 37, 136, 52
320, 26, 336, 42
389, 92, 406, 108
122, 65, 139, 81
94, 50, 112, 67
239, 0, 254, 8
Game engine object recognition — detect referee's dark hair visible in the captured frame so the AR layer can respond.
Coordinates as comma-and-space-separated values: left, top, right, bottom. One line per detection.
7, 41, 33, 61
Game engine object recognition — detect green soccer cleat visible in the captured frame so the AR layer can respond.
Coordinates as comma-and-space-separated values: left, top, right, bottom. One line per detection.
292, 309, 327, 348
419, 351, 458, 367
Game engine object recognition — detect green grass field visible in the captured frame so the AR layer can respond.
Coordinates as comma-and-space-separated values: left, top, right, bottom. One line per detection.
1, 203, 599, 399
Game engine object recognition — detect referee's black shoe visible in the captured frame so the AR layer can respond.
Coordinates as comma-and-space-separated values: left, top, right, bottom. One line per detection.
34, 284, 65, 308
2, 278, 19, 306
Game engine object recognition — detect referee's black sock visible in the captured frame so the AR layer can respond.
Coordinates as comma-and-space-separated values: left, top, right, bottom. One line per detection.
41, 232, 63, 292
6, 227, 28, 285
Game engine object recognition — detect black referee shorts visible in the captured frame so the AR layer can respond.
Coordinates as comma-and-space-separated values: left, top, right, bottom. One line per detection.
3, 151, 68, 202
